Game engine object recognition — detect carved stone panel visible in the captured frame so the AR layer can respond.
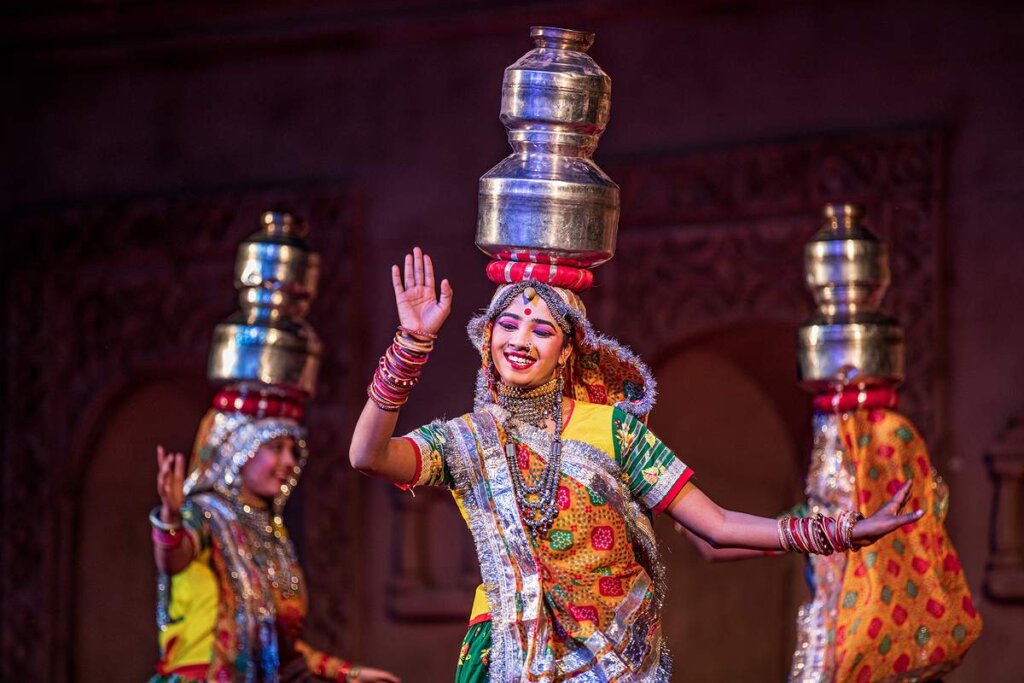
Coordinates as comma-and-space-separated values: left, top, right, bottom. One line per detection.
986, 408, 1024, 601
594, 129, 946, 450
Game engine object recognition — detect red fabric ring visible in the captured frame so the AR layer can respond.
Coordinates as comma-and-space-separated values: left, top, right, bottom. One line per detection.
485, 260, 594, 292
813, 387, 898, 413
212, 390, 305, 420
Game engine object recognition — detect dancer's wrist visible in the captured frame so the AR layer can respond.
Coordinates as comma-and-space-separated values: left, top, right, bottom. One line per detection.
157, 505, 182, 529
398, 324, 438, 343
367, 329, 435, 412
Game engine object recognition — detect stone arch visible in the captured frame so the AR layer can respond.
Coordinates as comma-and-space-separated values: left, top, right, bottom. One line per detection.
648, 324, 809, 679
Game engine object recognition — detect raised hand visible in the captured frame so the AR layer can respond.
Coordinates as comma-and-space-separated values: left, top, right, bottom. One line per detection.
391, 246, 453, 336
852, 479, 924, 547
156, 445, 186, 525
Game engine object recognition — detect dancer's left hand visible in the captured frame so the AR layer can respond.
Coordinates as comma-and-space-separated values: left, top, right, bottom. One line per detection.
851, 479, 924, 547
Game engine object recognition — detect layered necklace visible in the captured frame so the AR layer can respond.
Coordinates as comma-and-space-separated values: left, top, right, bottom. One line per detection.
497, 375, 564, 533
234, 498, 303, 599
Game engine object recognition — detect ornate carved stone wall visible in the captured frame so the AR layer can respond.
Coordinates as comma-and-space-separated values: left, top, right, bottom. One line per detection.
986, 408, 1024, 601
1, 186, 363, 681
594, 128, 946, 451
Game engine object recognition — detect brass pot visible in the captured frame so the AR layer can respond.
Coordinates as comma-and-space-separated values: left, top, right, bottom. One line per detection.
208, 211, 322, 397
476, 26, 619, 267
797, 204, 904, 391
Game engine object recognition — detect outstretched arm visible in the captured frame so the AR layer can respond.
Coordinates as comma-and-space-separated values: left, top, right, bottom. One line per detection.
678, 523, 775, 562
349, 247, 452, 485
667, 479, 922, 553
295, 640, 401, 683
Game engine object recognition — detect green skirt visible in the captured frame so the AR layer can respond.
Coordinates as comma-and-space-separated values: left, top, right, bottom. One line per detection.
455, 619, 492, 683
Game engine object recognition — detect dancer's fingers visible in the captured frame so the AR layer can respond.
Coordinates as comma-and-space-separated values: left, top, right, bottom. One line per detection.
887, 479, 913, 513
404, 253, 414, 290
173, 453, 185, 483
898, 479, 913, 510
413, 246, 424, 286
439, 279, 453, 310
424, 253, 436, 291
391, 265, 404, 295
897, 509, 925, 526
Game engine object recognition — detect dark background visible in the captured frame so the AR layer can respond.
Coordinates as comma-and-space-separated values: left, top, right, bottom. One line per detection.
3, 1, 1023, 681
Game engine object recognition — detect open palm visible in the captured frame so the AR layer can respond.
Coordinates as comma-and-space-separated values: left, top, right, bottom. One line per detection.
156, 445, 186, 523
852, 479, 924, 547
391, 246, 453, 335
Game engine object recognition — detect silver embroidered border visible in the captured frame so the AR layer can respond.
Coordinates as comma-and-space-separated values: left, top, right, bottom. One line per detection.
192, 492, 285, 683
446, 412, 536, 682
447, 405, 670, 682
639, 457, 689, 512
183, 415, 308, 519
789, 413, 854, 683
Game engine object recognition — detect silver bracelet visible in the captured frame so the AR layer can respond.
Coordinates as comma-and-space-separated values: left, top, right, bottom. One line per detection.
149, 506, 182, 533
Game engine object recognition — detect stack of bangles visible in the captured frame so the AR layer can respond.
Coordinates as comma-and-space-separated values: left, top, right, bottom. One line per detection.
367, 326, 436, 411
150, 507, 185, 551
777, 510, 864, 555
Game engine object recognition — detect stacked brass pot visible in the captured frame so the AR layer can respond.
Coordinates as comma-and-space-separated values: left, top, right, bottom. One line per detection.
208, 211, 322, 398
476, 26, 619, 268
797, 204, 905, 391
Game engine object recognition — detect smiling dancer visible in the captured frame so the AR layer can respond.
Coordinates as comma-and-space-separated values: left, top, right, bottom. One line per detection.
149, 213, 398, 683
349, 247, 922, 682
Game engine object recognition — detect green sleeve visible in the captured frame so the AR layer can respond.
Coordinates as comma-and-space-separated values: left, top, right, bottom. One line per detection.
612, 408, 695, 513
400, 420, 453, 488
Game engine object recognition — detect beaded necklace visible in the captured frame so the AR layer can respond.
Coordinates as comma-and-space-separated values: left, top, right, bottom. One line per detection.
497, 376, 564, 533
234, 499, 302, 599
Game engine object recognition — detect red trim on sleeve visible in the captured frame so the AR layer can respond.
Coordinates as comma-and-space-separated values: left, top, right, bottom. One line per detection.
468, 612, 492, 626
394, 436, 422, 490
652, 467, 695, 514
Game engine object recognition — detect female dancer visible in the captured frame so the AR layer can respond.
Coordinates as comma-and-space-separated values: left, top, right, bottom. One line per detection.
152, 401, 399, 683
350, 248, 922, 682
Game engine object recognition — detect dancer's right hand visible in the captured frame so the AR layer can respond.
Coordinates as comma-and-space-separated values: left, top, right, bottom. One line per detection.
392, 246, 453, 336
156, 445, 186, 525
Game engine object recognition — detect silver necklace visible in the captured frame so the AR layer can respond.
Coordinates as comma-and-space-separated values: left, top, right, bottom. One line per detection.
497, 376, 564, 533
234, 500, 302, 599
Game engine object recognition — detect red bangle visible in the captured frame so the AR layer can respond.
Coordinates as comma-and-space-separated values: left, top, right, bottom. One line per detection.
152, 527, 183, 549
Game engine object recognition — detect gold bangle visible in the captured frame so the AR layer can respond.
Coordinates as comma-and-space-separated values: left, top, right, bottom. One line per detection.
784, 518, 800, 554
813, 515, 833, 555
393, 332, 434, 355
777, 516, 791, 552
399, 325, 438, 341
346, 664, 362, 682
